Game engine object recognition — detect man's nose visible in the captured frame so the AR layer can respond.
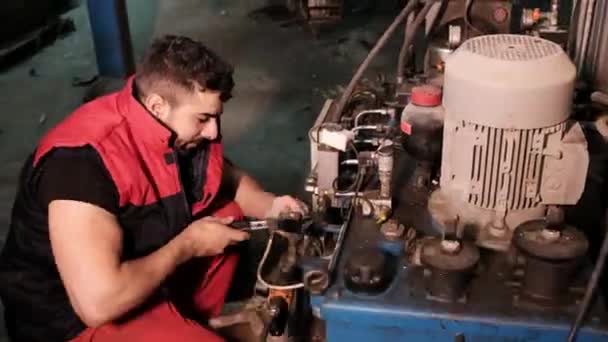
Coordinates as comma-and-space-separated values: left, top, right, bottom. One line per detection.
202, 120, 218, 141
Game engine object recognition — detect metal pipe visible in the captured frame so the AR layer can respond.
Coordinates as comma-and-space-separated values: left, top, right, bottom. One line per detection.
577, 0, 596, 75
569, 0, 585, 59
351, 125, 381, 133
341, 159, 359, 165
330, 0, 420, 122
377, 143, 394, 199
87, 0, 135, 78
354, 109, 392, 127
397, 1, 435, 84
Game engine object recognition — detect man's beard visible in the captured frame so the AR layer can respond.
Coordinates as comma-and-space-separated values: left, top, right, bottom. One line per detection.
181, 139, 207, 150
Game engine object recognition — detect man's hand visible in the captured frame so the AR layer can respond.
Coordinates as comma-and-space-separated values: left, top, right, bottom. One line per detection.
264, 195, 309, 219
225, 158, 309, 219
178, 216, 250, 258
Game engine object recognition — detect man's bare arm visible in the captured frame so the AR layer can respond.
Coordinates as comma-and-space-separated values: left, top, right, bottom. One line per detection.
227, 162, 275, 218
224, 158, 308, 218
49, 200, 248, 328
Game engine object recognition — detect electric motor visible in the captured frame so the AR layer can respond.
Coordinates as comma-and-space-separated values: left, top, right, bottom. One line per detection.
430, 34, 589, 250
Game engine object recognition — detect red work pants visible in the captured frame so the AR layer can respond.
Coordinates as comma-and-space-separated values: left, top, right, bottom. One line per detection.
70, 202, 243, 342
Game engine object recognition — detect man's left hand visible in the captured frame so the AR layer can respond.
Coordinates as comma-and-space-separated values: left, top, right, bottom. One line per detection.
264, 196, 309, 218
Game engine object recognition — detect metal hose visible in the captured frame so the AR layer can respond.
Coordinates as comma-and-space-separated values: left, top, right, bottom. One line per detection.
576, 0, 596, 75
330, 0, 421, 122
396, 1, 436, 84
567, 211, 608, 341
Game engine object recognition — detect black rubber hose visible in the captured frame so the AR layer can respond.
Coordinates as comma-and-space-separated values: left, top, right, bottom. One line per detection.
396, 1, 435, 84
464, 0, 483, 35
567, 211, 608, 341
329, 0, 421, 123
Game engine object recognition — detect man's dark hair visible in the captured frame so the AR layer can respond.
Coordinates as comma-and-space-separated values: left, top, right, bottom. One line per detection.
135, 35, 234, 103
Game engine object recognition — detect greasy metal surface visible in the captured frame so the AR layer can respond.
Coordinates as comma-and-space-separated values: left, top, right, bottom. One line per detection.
520, 255, 581, 305
425, 268, 471, 303
343, 248, 389, 294
316, 218, 608, 340
313, 151, 608, 341
514, 220, 589, 260
422, 239, 480, 271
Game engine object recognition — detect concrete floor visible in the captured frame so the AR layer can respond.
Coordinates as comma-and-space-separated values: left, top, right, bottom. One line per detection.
0, 0, 402, 340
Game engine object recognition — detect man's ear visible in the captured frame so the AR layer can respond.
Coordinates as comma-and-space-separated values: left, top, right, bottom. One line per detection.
143, 93, 171, 121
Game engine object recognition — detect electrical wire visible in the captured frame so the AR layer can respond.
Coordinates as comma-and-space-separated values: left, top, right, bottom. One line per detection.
331, 0, 420, 122
329, 169, 366, 272
567, 211, 608, 341
257, 231, 305, 291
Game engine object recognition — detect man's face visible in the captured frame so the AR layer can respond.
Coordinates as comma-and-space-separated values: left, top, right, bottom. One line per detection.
163, 90, 223, 149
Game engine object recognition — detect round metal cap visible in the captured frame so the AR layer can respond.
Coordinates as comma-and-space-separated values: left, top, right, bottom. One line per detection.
422, 238, 480, 271
411, 85, 442, 107
514, 220, 589, 260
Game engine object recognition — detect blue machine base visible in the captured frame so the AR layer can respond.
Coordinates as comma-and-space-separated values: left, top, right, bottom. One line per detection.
307, 152, 608, 341
311, 216, 608, 341
313, 268, 608, 341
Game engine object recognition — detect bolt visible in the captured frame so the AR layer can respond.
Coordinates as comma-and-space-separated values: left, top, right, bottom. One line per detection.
541, 229, 561, 242
547, 177, 561, 191
441, 240, 461, 253
269, 306, 280, 317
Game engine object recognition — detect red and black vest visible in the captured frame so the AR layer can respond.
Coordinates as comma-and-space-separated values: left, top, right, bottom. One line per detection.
0, 78, 230, 341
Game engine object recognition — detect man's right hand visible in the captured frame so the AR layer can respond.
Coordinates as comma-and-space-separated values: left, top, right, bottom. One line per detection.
178, 216, 250, 259
49, 202, 249, 328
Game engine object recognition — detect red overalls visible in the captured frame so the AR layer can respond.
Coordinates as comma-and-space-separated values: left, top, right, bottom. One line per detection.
32, 77, 241, 341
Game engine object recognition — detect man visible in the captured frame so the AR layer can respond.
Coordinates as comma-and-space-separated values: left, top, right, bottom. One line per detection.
0, 35, 306, 342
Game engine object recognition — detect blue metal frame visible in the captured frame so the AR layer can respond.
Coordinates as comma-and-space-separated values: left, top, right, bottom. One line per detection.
86, 0, 135, 78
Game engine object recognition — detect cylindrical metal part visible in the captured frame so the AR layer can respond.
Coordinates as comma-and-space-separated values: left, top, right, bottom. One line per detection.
426, 269, 471, 302
377, 143, 394, 199
87, 0, 135, 78
514, 220, 589, 304
422, 239, 480, 302
377, 144, 394, 173
521, 257, 580, 303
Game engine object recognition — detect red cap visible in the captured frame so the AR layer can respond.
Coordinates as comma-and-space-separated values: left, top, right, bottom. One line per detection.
411, 85, 442, 107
